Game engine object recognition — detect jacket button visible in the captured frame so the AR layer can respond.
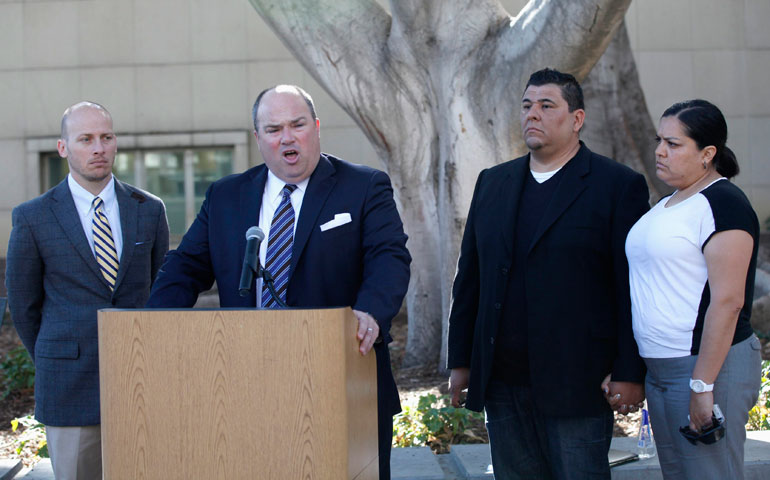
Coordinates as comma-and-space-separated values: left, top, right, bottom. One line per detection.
111, 299, 117, 306
490, 337, 494, 345
494, 302, 501, 310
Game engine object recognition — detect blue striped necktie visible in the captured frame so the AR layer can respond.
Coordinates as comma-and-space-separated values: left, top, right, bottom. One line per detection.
261, 184, 297, 308
92, 197, 119, 291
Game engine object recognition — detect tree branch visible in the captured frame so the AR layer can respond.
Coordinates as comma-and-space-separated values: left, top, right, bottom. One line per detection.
248, 0, 396, 151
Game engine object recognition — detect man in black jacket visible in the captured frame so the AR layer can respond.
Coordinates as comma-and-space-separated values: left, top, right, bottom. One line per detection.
447, 69, 650, 479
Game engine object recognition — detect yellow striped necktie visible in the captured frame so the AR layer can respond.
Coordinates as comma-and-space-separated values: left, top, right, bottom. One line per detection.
92, 197, 119, 290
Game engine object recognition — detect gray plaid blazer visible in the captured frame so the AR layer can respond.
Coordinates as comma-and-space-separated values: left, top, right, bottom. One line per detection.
5, 178, 169, 426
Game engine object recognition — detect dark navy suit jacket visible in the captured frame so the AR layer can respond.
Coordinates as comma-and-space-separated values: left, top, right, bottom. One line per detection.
147, 153, 411, 419
447, 143, 650, 416
6, 178, 169, 426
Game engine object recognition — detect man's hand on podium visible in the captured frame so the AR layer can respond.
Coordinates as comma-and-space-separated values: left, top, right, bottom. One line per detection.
353, 309, 380, 356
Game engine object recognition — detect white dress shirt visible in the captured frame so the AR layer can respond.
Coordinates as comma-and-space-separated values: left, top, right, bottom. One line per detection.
68, 174, 123, 262
256, 170, 309, 306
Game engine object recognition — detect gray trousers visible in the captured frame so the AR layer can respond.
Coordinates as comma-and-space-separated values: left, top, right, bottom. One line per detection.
46, 425, 102, 480
644, 335, 761, 480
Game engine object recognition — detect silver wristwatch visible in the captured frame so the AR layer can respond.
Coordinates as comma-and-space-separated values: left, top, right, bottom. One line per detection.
689, 378, 714, 393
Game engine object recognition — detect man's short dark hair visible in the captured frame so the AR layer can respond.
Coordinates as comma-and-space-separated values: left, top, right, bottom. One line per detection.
252, 85, 317, 132
525, 68, 585, 112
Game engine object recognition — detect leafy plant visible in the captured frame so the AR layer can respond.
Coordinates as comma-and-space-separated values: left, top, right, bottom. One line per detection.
10, 415, 48, 459
0, 345, 35, 399
393, 393, 486, 453
747, 360, 770, 430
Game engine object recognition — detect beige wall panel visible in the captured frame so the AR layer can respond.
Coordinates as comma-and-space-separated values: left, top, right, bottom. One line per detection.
624, 1, 640, 52
24, 69, 80, 137
0, 210, 11, 257
134, 0, 191, 64
745, 50, 770, 116
748, 187, 770, 230
77, 0, 135, 66
244, 9, 294, 61
0, 140, 26, 209
191, 63, 248, 131
747, 116, 770, 188
692, 50, 747, 117
636, 0, 692, 51
320, 126, 380, 171
135, 65, 193, 132
500, 0, 529, 15
724, 115, 750, 188
636, 51, 694, 120
691, 0, 745, 49
79, 67, 137, 133
0, 71, 25, 139
23, 1, 78, 68
745, 0, 770, 48
0, 3, 22, 69
246, 60, 306, 107
190, 0, 248, 62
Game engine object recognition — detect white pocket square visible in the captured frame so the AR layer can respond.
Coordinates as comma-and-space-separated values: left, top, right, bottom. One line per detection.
320, 213, 352, 232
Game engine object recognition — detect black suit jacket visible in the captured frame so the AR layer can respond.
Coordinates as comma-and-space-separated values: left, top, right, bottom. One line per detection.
447, 143, 650, 416
147, 154, 411, 418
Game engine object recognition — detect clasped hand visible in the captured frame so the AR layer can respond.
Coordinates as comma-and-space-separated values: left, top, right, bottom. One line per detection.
601, 374, 645, 415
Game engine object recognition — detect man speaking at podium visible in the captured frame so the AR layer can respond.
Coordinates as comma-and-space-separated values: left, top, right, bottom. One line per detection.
147, 85, 411, 479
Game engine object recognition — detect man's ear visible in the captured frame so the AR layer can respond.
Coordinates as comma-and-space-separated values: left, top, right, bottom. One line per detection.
572, 109, 585, 133
57, 139, 68, 158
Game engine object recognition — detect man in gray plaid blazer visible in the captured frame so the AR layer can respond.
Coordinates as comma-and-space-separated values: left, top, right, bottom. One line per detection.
5, 102, 169, 480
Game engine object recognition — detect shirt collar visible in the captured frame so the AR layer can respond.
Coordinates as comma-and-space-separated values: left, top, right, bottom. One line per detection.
68, 173, 117, 215
265, 170, 309, 201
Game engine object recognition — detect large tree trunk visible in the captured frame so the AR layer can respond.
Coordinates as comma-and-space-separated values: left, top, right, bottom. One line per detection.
581, 22, 669, 202
248, 0, 637, 369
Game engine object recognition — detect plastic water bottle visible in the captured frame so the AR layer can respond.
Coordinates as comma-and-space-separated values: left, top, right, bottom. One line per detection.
637, 408, 656, 459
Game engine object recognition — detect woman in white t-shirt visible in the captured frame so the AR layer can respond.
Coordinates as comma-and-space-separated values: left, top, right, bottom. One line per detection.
626, 99, 761, 479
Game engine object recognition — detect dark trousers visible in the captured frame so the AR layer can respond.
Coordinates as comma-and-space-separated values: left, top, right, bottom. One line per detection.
484, 379, 613, 480
379, 412, 392, 479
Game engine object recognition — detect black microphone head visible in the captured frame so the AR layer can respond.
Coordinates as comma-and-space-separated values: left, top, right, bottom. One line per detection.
245, 226, 265, 241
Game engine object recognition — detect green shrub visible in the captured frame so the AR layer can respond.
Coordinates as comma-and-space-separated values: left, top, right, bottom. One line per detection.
393, 393, 486, 453
748, 360, 770, 430
11, 415, 48, 459
0, 345, 35, 399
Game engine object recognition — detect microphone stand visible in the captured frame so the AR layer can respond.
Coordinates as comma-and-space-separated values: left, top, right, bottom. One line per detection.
258, 262, 288, 308
240, 256, 288, 308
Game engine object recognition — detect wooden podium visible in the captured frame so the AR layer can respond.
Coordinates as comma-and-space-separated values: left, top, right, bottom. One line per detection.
98, 308, 379, 479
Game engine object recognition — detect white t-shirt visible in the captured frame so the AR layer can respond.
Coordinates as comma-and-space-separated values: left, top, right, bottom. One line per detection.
626, 177, 758, 358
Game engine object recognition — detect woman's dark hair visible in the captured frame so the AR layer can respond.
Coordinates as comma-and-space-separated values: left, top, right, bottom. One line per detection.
661, 99, 739, 178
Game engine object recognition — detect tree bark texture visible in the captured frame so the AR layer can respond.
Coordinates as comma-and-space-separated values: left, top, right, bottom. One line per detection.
248, 0, 660, 369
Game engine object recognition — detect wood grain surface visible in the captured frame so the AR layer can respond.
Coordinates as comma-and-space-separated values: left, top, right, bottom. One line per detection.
98, 308, 378, 479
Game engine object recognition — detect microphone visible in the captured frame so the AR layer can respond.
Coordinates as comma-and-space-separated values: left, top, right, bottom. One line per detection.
238, 226, 265, 297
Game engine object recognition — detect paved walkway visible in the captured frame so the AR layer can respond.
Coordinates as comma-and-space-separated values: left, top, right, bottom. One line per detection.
3, 432, 770, 479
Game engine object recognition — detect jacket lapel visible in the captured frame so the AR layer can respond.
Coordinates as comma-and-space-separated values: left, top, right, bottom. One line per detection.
238, 167, 267, 307
528, 144, 591, 253
49, 180, 106, 288
239, 166, 267, 268
290, 155, 335, 276
501, 158, 529, 257
113, 179, 137, 291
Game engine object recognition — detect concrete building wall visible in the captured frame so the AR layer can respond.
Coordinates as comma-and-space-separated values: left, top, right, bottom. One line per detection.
0, 0, 768, 256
